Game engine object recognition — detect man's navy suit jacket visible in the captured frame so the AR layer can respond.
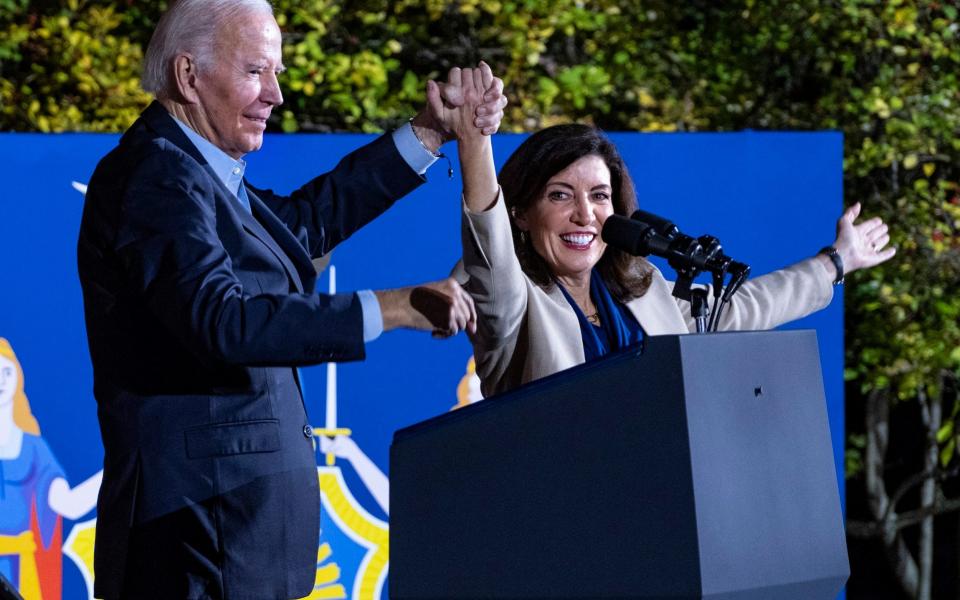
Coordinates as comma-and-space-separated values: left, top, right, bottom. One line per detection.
78, 101, 422, 599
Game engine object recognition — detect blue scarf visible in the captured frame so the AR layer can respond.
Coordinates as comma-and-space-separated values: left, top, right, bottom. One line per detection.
558, 270, 644, 362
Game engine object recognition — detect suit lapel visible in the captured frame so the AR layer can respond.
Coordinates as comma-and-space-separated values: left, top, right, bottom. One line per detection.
241, 187, 309, 294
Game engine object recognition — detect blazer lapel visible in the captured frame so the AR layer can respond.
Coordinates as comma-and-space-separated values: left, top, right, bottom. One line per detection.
625, 271, 690, 335
245, 187, 315, 294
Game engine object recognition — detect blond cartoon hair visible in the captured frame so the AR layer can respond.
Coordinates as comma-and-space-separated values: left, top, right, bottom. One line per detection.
0, 338, 40, 435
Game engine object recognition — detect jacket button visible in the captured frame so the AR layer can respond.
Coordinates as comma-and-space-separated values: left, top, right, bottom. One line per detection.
303, 424, 313, 439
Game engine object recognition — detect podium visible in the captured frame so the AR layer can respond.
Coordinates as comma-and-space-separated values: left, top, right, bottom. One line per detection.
390, 331, 849, 599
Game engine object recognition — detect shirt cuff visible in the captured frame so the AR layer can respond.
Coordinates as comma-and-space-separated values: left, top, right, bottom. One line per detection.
392, 121, 439, 176
357, 289, 383, 343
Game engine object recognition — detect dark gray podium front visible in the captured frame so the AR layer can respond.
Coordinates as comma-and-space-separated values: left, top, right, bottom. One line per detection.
390, 331, 849, 599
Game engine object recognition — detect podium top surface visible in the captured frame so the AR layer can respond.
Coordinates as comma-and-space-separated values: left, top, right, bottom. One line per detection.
392, 329, 819, 445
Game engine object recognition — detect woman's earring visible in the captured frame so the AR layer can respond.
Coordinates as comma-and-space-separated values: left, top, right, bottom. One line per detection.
519, 230, 528, 244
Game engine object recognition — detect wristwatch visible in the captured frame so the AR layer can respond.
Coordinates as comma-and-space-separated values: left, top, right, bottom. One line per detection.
818, 246, 844, 285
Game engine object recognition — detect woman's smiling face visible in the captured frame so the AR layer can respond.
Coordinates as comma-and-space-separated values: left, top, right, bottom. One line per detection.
514, 154, 614, 283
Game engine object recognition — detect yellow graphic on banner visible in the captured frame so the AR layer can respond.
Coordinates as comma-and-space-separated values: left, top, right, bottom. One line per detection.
310, 466, 389, 600
0, 532, 40, 599
307, 541, 348, 599
63, 519, 96, 600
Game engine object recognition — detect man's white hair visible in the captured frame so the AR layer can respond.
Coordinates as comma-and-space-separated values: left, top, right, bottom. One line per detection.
141, 0, 274, 98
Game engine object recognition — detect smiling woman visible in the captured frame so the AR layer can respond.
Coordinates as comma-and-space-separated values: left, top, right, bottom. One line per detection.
500, 126, 652, 308
517, 155, 614, 282
446, 67, 896, 398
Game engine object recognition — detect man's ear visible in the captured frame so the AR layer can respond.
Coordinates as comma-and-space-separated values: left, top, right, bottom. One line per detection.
172, 53, 201, 104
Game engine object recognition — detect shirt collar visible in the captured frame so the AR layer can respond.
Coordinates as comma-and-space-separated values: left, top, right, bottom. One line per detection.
171, 116, 246, 196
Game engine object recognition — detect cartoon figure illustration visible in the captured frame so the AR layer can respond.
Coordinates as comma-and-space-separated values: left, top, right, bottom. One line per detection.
0, 338, 101, 599
452, 356, 484, 410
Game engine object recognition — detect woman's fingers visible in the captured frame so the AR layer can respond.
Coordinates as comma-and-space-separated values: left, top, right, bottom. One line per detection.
475, 77, 507, 131
484, 75, 504, 102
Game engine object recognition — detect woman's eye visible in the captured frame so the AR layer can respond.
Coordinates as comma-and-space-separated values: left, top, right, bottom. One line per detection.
593, 192, 611, 202
547, 191, 568, 201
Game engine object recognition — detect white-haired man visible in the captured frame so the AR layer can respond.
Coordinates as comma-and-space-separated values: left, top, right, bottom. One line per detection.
77, 0, 506, 597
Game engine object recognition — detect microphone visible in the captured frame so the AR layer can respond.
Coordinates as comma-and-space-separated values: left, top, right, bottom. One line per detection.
630, 210, 746, 276
600, 215, 670, 258
601, 214, 714, 273
631, 209, 680, 239
602, 210, 752, 332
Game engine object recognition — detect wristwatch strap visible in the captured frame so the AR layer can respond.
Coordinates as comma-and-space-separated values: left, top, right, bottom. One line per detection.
818, 246, 844, 285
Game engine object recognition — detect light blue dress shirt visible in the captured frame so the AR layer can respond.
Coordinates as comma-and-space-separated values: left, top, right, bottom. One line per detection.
171, 116, 438, 342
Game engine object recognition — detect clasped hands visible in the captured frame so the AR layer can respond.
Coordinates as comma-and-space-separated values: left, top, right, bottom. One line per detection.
411, 61, 505, 153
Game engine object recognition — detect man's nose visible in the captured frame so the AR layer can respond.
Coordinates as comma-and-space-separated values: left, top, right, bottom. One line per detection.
262, 71, 283, 106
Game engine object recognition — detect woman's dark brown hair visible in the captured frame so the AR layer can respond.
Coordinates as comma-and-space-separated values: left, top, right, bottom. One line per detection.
498, 123, 652, 301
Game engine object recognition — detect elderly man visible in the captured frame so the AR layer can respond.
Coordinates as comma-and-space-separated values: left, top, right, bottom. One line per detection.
76, 0, 506, 597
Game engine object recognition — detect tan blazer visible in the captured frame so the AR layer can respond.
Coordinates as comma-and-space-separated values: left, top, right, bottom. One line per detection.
460, 192, 835, 398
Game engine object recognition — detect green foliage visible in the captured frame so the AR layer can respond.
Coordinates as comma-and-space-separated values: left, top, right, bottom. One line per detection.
0, 1, 958, 467
0, 1, 152, 131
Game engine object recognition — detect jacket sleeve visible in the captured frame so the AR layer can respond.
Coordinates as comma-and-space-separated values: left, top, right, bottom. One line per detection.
676, 257, 834, 332
460, 191, 530, 394
114, 143, 365, 367
250, 133, 425, 259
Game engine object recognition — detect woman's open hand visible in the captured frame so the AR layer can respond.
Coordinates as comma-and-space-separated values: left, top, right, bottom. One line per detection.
833, 202, 896, 275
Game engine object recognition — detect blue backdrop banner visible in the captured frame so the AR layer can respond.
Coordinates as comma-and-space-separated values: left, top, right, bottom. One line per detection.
0, 130, 843, 600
